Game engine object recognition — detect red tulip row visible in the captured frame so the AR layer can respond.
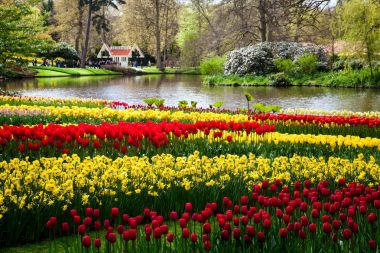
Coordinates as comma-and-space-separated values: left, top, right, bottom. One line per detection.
0, 120, 275, 151
249, 113, 380, 127
46, 179, 379, 252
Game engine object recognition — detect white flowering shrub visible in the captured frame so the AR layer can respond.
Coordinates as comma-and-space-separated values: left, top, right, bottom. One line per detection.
225, 42, 327, 75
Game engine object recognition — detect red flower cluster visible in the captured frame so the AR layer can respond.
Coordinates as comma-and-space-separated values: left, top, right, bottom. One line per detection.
250, 113, 380, 127
47, 179, 379, 251
0, 120, 275, 153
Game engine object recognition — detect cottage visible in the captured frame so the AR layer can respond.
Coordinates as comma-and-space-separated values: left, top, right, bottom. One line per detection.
97, 43, 144, 67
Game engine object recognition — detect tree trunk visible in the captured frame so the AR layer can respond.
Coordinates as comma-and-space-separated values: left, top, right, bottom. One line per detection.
81, 0, 92, 68
258, 0, 267, 42
366, 43, 373, 78
163, 0, 169, 67
75, 0, 84, 54
154, 0, 163, 70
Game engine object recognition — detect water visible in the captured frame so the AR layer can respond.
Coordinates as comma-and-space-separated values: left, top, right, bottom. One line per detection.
1, 75, 379, 111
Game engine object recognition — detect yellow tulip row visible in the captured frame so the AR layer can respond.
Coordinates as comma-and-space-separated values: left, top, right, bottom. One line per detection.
0, 152, 378, 219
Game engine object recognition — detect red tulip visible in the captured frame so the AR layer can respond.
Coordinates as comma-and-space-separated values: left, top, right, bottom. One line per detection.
122, 214, 129, 224
170, 211, 178, 221
368, 213, 377, 224
93, 209, 100, 218
322, 222, 332, 234
117, 224, 124, 235
78, 224, 86, 235
167, 233, 174, 243
333, 220, 341, 230
49, 217, 57, 227
123, 231, 130, 241
203, 223, 211, 234
111, 208, 119, 218
70, 209, 77, 218
204, 240, 212, 251
190, 233, 198, 243
182, 228, 190, 239
179, 218, 187, 228
129, 229, 137, 241
185, 203, 193, 213
298, 229, 306, 240
263, 219, 271, 230
85, 208, 93, 217
342, 229, 351, 240
279, 228, 288, 238
94, 238, 101, 248
160, 225, 169, 234
94, 221, 101, 231
84, 217, 92, 226
309, 223, 317, 234
108, 233, 117, 243
82, 235, 91, 248
368, 240, 376, 250
257, 231, 265, 242
246, 225, 255, 236
103, 219, 110, 228
233, 228, 241, 239
241, 196, 248, 205
374, 200, 380, 209
220, 229, 229, 241
61, 222, 69, 234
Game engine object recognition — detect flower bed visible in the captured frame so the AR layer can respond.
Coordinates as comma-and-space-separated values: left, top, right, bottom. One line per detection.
0, 95, 379, 251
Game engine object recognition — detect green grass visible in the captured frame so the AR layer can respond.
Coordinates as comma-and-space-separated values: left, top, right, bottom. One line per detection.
141, 67, 200, 75
32, 67, 121, 77
203, 68, 380, 87
35, 69, 70, 77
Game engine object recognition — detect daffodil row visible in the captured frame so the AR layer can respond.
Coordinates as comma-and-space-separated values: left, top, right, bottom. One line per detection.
1, 152, 378, 219
280, 108, 380, 118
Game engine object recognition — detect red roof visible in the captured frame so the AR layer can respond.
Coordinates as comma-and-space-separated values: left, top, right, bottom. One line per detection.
110, 49, 131, 56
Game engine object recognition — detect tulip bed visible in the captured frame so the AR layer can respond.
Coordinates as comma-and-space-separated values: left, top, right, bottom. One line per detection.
0, 95, 379, 252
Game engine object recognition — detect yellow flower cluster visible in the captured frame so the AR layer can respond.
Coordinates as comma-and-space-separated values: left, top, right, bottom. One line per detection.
281, 108, 380, 118
0, 152, 378, 219
218, 131, 380, 150
0, 104, 251, 123
0, 96, 107, 107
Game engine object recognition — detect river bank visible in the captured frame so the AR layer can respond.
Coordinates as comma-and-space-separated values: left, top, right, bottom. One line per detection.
203, 69, 380, 88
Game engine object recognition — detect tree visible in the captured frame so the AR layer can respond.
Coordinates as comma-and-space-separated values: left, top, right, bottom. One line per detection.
337, 0, 380, 76
80, 0, 125, 68
0, 0, 50, 64
38, 42, 80, 63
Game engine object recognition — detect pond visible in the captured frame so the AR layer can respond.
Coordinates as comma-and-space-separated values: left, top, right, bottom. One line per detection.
1, 75, 379, 111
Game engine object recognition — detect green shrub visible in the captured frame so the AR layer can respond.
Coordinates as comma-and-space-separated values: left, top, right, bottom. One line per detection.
143, 98, 157, 106
153, 98, 165, 107
212, 101, 224, 108
296, 54, 318, 74
200, 56, 225, 75
178, 100, 188, 108
270, 73, 292, 87
273, 58, 294, 74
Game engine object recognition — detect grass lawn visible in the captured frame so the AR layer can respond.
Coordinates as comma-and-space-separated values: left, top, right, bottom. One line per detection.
32, 67, 121, 77
35, 69, 70, 77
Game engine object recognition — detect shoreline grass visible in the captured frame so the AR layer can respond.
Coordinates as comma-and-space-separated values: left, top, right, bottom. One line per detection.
203, 68, 380, 88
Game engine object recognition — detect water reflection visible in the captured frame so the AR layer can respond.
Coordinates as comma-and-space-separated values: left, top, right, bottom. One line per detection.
1, 75, 379, 111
